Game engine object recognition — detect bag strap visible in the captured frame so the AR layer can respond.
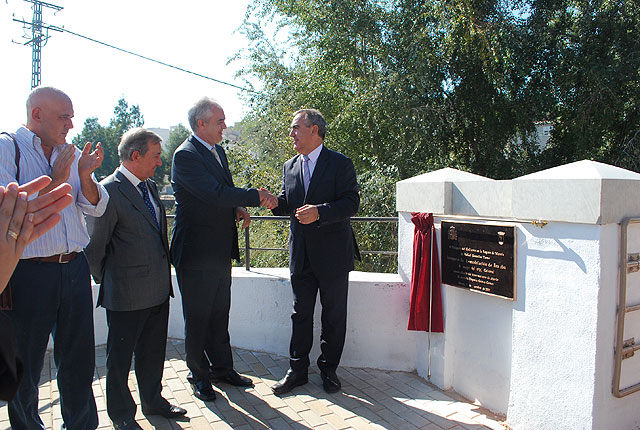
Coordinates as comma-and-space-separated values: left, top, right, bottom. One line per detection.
1, 132, 20, 183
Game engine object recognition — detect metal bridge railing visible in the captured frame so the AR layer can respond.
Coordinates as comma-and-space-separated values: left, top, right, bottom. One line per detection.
242, 216, 398, 270
165, 215, 398, 271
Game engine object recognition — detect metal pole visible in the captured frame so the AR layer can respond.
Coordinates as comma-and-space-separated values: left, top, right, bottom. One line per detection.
244, 227, 250, 271
428, 223, 433, 380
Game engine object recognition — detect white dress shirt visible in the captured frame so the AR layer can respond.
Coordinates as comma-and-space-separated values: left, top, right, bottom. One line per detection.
192, 134, 222, 166
0, 126, 109, 258
304, 144, 323, 180
118, 165, 160, 225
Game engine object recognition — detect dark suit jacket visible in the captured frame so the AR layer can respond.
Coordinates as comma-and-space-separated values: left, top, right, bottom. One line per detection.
85, 169, 172, 312
170, 135, 260, 270
272, 146, 360, 275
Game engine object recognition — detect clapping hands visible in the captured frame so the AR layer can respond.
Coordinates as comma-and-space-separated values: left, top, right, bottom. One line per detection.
1, 176, 73, 291
78, 142, 104, 177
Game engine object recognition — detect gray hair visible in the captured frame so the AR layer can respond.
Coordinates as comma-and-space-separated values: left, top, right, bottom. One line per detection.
118, 128, 162, 162
188, 97, 222, 132
294, 109, 326, 140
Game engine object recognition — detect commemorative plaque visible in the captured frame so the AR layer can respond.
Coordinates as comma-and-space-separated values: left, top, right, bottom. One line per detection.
441, 221, 516, 300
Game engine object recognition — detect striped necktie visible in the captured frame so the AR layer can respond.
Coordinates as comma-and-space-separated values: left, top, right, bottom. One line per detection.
138, 181, 160, 230
303, 155, 311, 194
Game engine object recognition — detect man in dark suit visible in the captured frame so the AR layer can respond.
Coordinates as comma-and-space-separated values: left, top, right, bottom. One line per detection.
271, 109, 360, 395
86, 128, 187, 430
170, 97, 277, 401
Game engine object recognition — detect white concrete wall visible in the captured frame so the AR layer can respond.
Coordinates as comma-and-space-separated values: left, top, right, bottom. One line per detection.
92, 268, 416, 373
395, 160, 640, 429
398, 214, 513, 413
507, 223, 601, 430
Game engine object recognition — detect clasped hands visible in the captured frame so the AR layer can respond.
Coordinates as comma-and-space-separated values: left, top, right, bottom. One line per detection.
258, 188, 318, 224
258, 188, 278, 210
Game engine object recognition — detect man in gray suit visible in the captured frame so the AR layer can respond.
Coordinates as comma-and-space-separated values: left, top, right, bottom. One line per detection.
86, 128, 186, 430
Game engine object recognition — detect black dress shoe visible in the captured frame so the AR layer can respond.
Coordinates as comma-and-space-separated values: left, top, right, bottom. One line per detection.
321, 369, 341, 393
113, 420, 143, 430
271, 369, 308, 396
210, 369, 254, 387
142, 404, 187, 418
190, 379, 217, 401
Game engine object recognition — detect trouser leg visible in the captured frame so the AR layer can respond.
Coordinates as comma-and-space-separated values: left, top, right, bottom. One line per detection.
105, 308, 143, 423
289, 265, 319, 373
6, 261, 58, 430
135, 300, 170, 410
177, 268, 214, 381
317, 272, 349, 372
52, 255, 98, 430
204, 269, 233, 373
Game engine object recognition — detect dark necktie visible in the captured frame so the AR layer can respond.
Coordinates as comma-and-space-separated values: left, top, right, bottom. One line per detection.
138, 181, 160, 230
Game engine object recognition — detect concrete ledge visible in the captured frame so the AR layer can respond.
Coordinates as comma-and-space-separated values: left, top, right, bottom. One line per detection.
92, 268, 417, 373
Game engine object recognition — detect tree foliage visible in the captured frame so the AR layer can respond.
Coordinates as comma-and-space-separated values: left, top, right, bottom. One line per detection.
234, 0, 639, 177
73, 97, 145, 181
161, 123, 191, 184
229, 0, 640, 271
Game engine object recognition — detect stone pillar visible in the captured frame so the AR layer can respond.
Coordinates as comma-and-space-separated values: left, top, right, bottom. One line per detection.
396, 160, 640, 430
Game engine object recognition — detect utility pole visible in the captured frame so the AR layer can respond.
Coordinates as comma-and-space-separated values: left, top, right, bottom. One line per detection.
14, 0, 63, 89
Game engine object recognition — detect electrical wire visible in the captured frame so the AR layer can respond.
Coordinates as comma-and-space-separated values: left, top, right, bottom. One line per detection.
50, 24, 261, 95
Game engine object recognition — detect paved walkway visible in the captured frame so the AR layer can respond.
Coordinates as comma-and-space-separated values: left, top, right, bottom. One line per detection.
0, 340, 507, 430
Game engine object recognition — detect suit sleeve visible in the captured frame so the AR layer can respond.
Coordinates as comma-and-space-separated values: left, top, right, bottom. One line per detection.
85, 196, 118, 285
272, 164, 292, 216
316, 156, 360, 225
172, 147, 260, 208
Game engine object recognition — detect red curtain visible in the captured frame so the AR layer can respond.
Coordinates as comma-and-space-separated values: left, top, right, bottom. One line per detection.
408, 212, 444, 332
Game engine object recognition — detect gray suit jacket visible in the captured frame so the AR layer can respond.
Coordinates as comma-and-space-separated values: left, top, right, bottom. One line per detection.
85, 169, 173, 311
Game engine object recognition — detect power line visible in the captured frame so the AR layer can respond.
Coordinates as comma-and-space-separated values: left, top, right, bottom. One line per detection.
59, 27, 262, 95
12, 19, 262, 95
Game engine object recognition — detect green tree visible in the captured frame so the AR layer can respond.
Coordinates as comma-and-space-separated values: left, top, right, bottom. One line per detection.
161, 124, 191, 184
73, 97, 145, 181
230, 0, 640, 272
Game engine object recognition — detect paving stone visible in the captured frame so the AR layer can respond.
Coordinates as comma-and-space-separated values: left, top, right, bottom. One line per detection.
282, 396, 310, 413
0, 341, 505, 430
344, 416, 374, 430
274, 405, 304, 422
266, 417, 294, 430
298, 408, 329, 427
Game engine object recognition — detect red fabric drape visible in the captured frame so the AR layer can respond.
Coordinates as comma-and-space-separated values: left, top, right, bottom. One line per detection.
408, 212, 444, 332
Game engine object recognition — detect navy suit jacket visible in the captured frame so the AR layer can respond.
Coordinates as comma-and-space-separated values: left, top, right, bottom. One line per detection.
170, 135, 260, 270
86, 170, 172, 311
272, 146, 360, 276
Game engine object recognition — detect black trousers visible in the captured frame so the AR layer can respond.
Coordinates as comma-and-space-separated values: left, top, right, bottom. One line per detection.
176, 265, 233, 381
105, 299, 170, 423
5, 255, 98, 430
289, 256, 349, 373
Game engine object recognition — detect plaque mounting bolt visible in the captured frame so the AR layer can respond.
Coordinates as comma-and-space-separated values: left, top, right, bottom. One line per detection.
532, 220, 548, 228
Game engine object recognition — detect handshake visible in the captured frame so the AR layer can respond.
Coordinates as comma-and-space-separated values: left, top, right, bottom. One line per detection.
258, 188, 278, 210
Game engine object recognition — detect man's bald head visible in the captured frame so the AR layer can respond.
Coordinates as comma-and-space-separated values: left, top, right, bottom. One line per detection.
25, 86, 74, 149
26, 87, 71, 120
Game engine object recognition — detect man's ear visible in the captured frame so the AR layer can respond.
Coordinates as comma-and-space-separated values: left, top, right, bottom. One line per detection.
131, 150, 141, 161
31, 107, 41, 122
311, 124, 318, 136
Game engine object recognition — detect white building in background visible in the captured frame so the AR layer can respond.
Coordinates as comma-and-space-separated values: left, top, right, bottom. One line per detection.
534, 120, 554, 149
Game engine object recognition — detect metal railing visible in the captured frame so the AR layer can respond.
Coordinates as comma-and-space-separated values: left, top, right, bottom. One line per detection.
242, 216, 398, 270
165, 214, 398, 271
